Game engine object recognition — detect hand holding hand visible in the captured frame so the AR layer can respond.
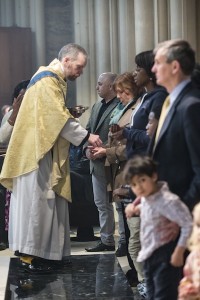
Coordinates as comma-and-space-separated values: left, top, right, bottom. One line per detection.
91, 147, 106, 159
88, 134, 102, 147
85, 147, 94, 160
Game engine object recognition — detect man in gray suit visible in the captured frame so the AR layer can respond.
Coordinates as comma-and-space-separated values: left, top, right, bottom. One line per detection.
85, 72, 119, 252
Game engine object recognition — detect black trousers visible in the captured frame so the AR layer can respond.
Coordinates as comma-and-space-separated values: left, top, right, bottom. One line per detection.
0, 156, 7, 244
143, 242, 182, 300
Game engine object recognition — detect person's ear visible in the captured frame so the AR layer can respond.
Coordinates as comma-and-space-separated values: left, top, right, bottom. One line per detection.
62, 56, 70, 65
109, 84, 113, 90
171, 60, 180, 75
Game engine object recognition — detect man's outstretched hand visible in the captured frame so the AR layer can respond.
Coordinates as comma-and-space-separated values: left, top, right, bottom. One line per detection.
88, 134, 102, 147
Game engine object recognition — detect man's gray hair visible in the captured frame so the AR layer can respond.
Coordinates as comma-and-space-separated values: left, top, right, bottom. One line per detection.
58, 43, 87, 61
101, 72, 118, 84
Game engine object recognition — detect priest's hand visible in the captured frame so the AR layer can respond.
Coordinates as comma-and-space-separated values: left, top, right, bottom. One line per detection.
88, 134, 102, 147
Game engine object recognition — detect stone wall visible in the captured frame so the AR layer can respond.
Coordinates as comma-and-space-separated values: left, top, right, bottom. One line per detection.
44, 0, 76, 107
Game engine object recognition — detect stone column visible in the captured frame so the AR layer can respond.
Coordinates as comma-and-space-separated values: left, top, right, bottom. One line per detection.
109, 0, 119, 74
19, 0, 30, 27
13, 0, 30, 27
0, 0, 6, 25
30, 0, 46, 69
94, 0, 111, 75
182, 0, 197, 50
169, 0, 183, 38
74, 0, 96, 126
74, 0, 119, 126
71, 0, 200, 121
14, 0, 22, 26
0, 0, 14, 26
134, 0, 155, 54
153, 0, 169, 44
118, 0, 135, 72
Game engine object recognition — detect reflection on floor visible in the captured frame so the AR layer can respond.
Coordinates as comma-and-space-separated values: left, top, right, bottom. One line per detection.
0, 227, 143, 299
5, 254, 135, 300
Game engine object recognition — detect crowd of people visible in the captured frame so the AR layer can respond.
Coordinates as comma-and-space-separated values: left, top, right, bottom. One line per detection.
0, 39, 200, 300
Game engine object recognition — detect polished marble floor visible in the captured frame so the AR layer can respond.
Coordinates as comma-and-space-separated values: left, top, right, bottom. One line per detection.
0, 227, 142, 300
5, 254, 135, 300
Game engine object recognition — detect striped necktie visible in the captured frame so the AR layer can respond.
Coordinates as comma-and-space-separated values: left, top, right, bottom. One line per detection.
154, 95, 170, 144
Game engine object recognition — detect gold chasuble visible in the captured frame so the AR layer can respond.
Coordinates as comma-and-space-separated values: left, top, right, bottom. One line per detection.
0, 59, 73, 201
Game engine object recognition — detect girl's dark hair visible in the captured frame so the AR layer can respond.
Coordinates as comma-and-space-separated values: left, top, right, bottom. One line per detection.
12, 80, 30, 101
123, 155, 157, 184
135, 50, 157, 85
150, 100, 164, 120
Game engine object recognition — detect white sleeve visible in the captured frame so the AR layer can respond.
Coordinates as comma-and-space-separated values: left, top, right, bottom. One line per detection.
160, 197, 193, 248
0, 121, 13, 144
60, 118, 88, 146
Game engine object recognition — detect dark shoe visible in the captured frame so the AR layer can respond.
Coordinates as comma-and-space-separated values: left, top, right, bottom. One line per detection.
15, 278, 46, 298
85, 241, 115, 252
19, 258, 54, 274
115, 243, 127, 257
14, 251, 28, 257
13, 274, 57, 298
126, 269, 139, 287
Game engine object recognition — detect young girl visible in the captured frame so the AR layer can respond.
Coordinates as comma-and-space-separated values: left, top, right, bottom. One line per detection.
124, 155, 193, 300
178, 203, 200, 300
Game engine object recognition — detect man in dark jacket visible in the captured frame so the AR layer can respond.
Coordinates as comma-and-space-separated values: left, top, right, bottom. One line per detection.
151, 39, 200, 211
85, 72, 119, 252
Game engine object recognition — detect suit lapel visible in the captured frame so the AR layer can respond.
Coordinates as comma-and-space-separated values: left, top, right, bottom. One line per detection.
95, 98, 119, 132
156, 103, 175, 144
91, 101, 102, 131
155, 82, 192, 148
